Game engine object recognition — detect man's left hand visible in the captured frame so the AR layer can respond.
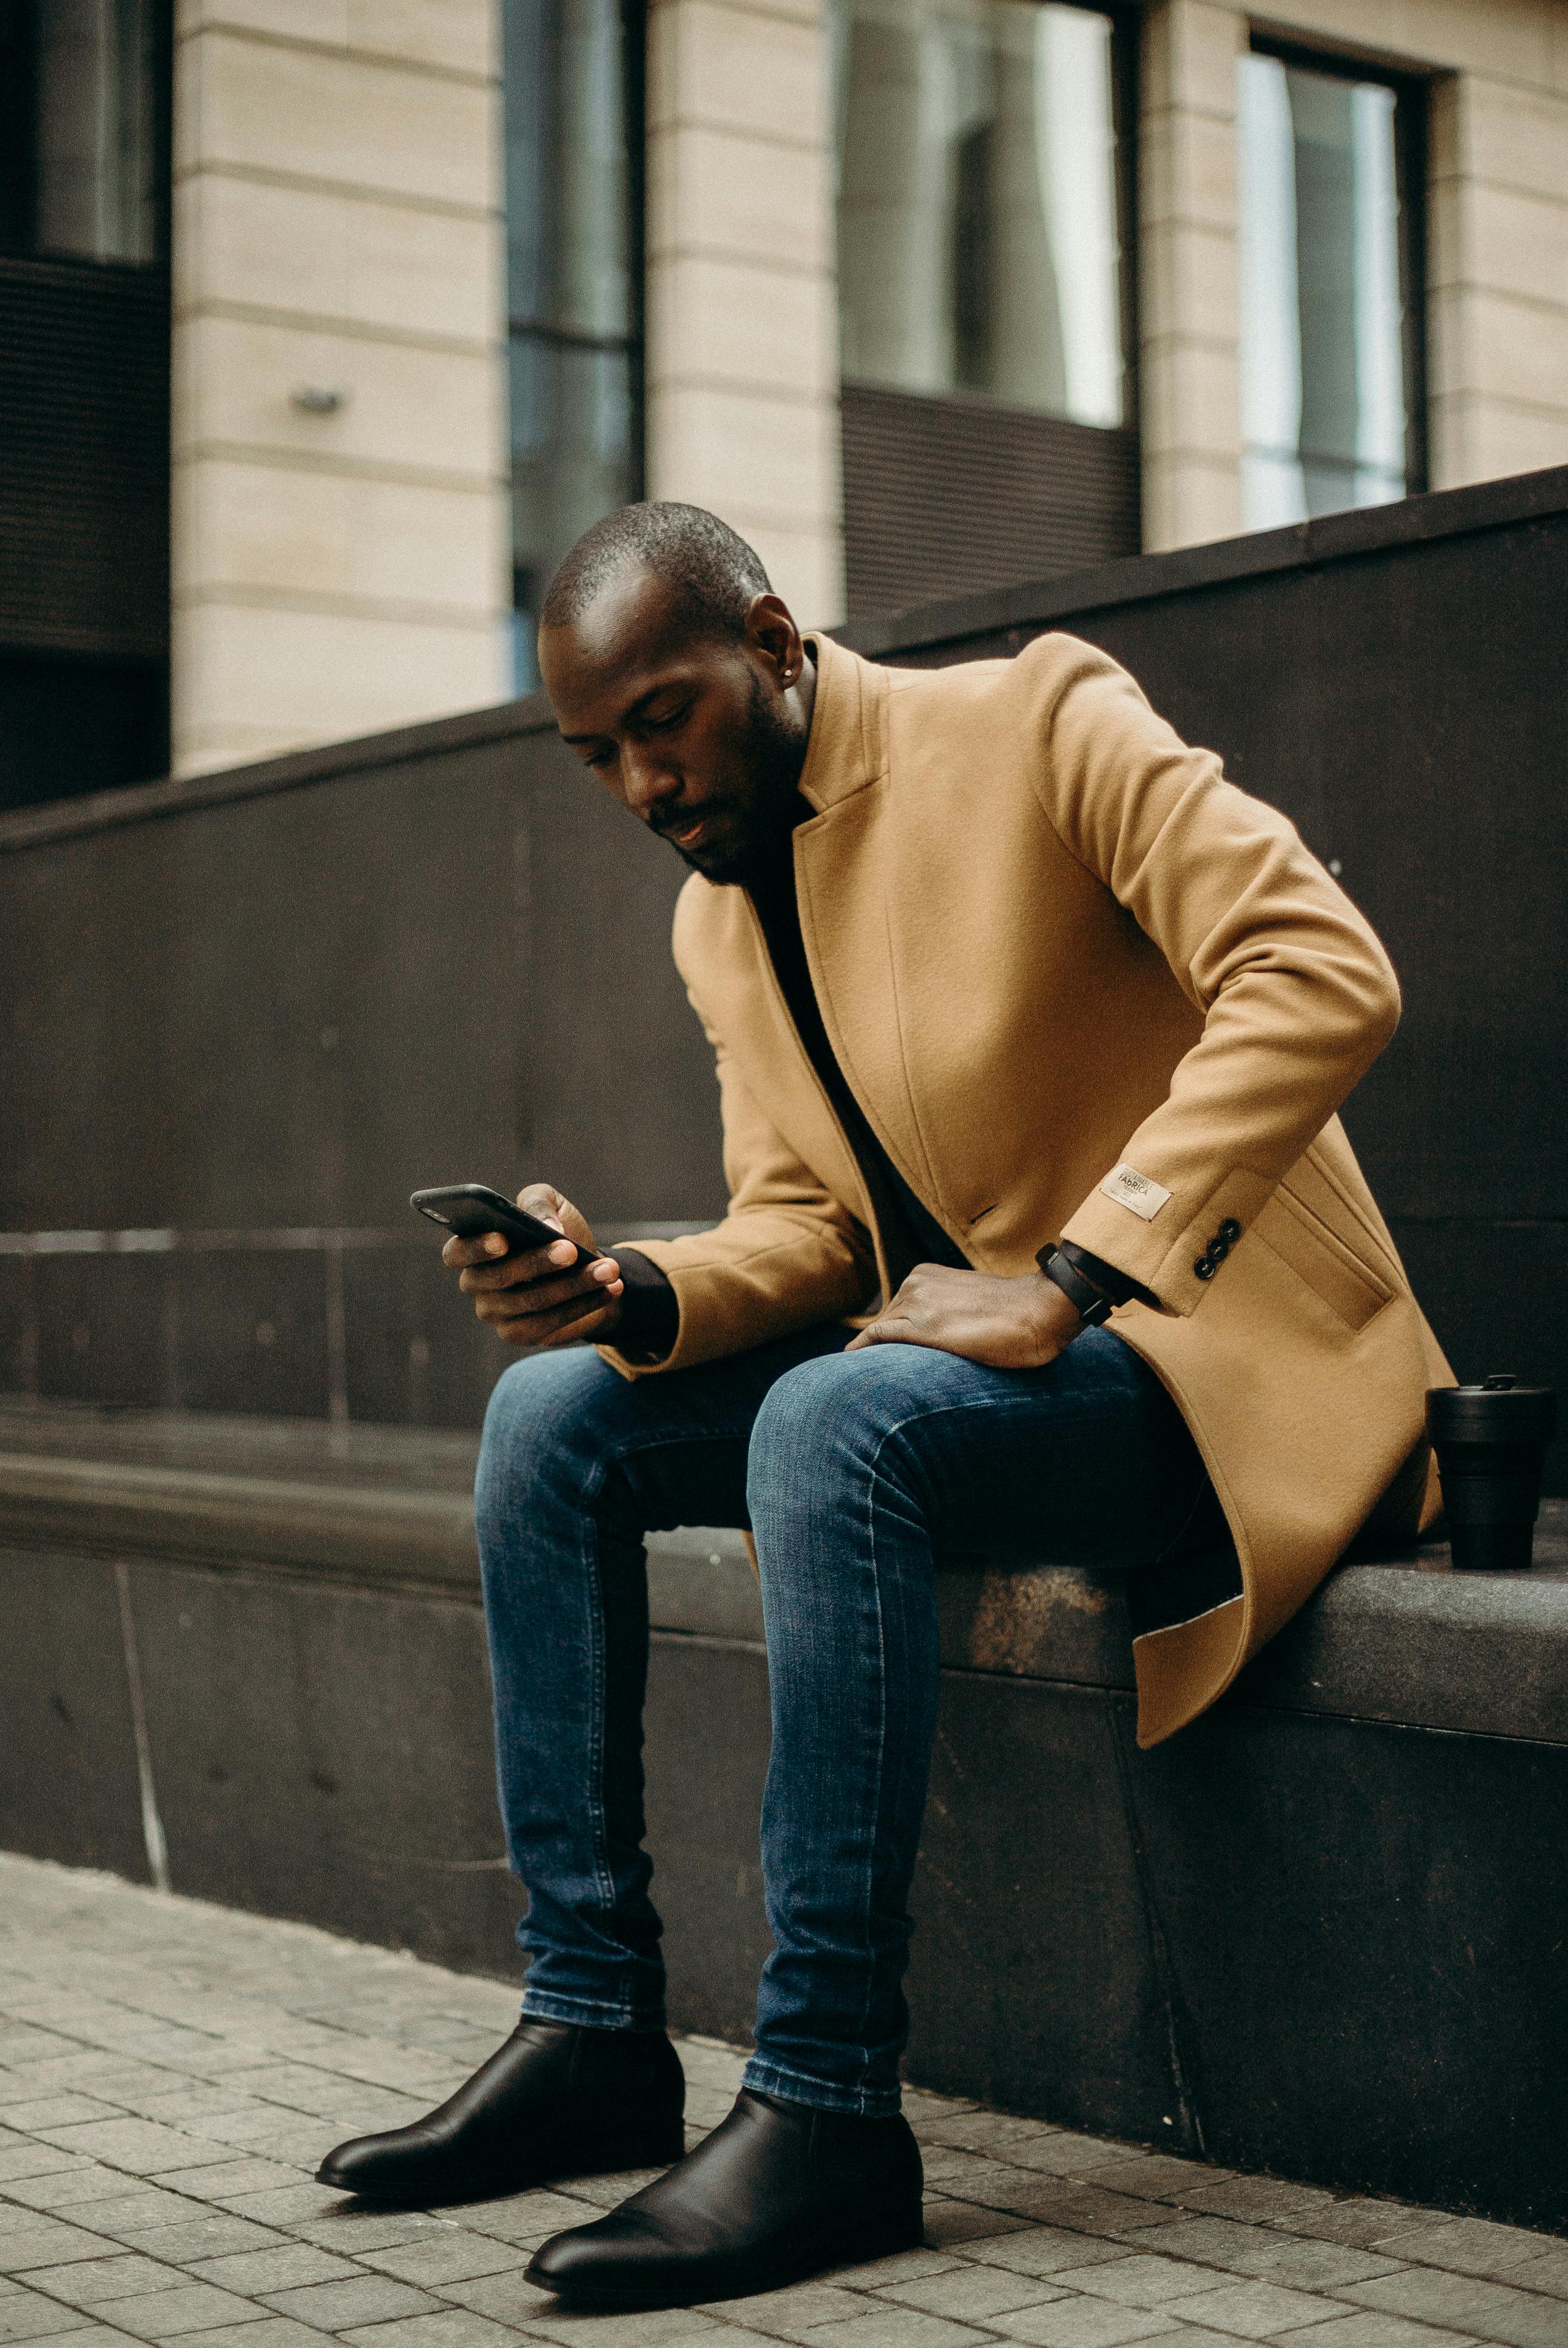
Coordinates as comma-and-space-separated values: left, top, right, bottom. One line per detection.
844, 1264, 1087, 1369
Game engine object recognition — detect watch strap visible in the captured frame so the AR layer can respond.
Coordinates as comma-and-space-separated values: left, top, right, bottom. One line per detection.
1038, 1245, 1114, 1327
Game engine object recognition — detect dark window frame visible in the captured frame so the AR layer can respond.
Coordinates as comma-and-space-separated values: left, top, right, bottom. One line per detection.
1245, 28, 1430, 499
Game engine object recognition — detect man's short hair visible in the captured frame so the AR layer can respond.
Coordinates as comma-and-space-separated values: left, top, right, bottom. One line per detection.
540, 502, 772, 641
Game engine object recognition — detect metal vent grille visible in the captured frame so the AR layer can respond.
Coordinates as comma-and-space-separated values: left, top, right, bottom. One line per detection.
842, 380, 1140, 620
0, 256, 170, 660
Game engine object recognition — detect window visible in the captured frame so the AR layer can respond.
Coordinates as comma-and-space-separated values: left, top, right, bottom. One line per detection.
832, 0, 1139, 617
0, 0, 167, 266
834, 0, 1130, 429
504, 0, 642, 693
1238, 44, 1424, 530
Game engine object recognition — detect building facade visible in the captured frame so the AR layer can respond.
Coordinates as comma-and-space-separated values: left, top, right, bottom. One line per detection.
1, 0, 1564, 795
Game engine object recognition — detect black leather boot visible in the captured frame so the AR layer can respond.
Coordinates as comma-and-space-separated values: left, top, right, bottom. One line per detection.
315, 2018, 685, 2205
525, 2087, 924, 2306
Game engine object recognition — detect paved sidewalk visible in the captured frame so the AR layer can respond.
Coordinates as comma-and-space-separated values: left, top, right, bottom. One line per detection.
1, 1859, 1563, 2348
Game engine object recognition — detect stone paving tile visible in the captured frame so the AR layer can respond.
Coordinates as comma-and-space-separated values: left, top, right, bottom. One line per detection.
1066, 2255, 1234, 2309
22, 2263, 185, 2310
1008, 2140, 1164, 2180
170, 2324, 325, 2348
32, 2136, 211, 2184
0, 2183, 125, 2220
693, 2276, 878, 2336
1046, 2192, 1186, 2242
1155, 2278, 1346, 2335
256, 2278, 443, 2331
1092, 2163, 1236, 2203
920, 2115, 1068, 2158
1272, 2316, 1493, 2348
136, 2178, 290, 2216
189, 2199, 338, 2238
1501, 2250, 1568, 2301
1180, 2183, 1344, 2227
1194, 2244, 1407, 2297
874, 2266, 1071, 2321
924, 2201, 1035, 2249
520, 2306, 728, 2346
967, 2232, 1151, 2281
88, 2286, 269, 2343
0, 2162, 88, 2193
1259, 2211, 1439, 2255
831, 2246, 966, 2288
339, 2318, 525, 2348
110, 2228, 282, 2271
0, 2289, 104, 2341
988, 2302, 1181, 2346
1134, 2219, 1310, 2276
3, 2111, 124, 2141
458, 2196, 605, 2251
794, 2311, 995, 2346
182, 2254, 355, 2297
417, 2273, 558, 2329
3, 1860, 1564, 2348
1, 2226, 125, 2274
351, 2240, 532, 2289
1367, 2224, 1561, 2284
39, 2205, 206, 2248
1339, 2271, 1568, 2348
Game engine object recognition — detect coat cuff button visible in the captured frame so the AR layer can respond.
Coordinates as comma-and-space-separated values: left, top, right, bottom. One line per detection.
1218, 1218, 1241, 1243
1194, 1255, 1216, 1279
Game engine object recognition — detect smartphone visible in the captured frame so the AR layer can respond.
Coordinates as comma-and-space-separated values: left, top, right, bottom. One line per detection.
410, 1185, 603, 1265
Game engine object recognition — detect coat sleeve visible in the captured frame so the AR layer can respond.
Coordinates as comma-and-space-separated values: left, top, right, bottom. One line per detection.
597, 975, 877, 1381
1025, 635, 1403, 1317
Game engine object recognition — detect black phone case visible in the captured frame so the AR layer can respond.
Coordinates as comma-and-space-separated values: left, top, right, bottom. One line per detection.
410, 1186, 601, 1262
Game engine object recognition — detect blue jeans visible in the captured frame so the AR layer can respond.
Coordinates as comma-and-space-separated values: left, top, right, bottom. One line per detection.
475, 1321, 1227, 2119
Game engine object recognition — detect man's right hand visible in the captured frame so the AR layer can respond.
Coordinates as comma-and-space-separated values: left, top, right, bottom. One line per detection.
443, 1183, 625, 1353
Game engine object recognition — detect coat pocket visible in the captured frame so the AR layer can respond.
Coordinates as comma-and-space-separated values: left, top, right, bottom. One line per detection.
1255, 1185, 1395, 1333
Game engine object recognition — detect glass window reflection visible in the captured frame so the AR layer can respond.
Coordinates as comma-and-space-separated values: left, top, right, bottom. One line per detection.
834, 0, 1127, 427
1239, 50, 1415, 529
0, 0, 164, 266
505, 0, 641, 692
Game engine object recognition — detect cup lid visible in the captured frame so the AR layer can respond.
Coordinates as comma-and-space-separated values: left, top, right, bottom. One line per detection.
1428, 1378, 1557, 1441
1446, 1373, 1554, 1397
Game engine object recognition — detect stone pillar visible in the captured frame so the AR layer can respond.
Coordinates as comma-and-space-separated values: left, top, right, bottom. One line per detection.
644, 0, 844, 626
170, 2, 510, 777
1427, 68, 1568, 491
1137, 0, 1246, 553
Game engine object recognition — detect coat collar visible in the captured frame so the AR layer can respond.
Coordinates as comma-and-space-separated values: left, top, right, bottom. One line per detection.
797, 634, 888, 815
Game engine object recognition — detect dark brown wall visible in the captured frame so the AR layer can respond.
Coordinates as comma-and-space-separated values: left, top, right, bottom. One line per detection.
0, 708, 725, 1428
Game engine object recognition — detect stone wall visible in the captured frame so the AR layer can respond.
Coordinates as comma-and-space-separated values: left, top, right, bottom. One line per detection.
170, 2, 511, 775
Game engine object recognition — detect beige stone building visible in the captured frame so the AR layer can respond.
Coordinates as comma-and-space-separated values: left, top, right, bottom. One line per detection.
1, 0, 1564, 795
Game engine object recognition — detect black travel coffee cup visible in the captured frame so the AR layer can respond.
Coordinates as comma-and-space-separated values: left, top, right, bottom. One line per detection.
1426, 1375, 1557, 1572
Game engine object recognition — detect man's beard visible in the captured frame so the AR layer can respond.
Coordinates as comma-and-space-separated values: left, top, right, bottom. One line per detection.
660, 670, 806, 888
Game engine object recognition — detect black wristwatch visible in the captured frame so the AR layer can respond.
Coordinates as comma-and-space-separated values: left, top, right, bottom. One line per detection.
1038, 1246, 1114, 1327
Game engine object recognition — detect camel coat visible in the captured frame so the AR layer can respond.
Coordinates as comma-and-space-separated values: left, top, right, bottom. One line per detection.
600, 629, 1449, 1746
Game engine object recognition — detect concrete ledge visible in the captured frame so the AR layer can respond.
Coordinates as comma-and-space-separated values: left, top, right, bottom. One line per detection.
2, 1399, 1566, 2232
5, 1402, 1564, 1742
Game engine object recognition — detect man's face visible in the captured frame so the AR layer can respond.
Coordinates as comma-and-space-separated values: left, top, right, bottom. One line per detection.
538, 570, 812, 887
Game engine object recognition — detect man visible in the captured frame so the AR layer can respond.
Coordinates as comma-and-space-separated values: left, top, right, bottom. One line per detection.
318, 503, 1446, 2307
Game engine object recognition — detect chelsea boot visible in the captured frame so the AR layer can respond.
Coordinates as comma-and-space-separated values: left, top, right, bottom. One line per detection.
524, 2086, 923, 2306
315, 2017, 684, 2205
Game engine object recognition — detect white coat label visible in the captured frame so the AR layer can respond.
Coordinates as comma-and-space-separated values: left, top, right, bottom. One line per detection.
1100, 1164, 1172, 1221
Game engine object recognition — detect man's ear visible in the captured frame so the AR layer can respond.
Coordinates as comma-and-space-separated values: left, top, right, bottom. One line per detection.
743, 593, 804, 686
